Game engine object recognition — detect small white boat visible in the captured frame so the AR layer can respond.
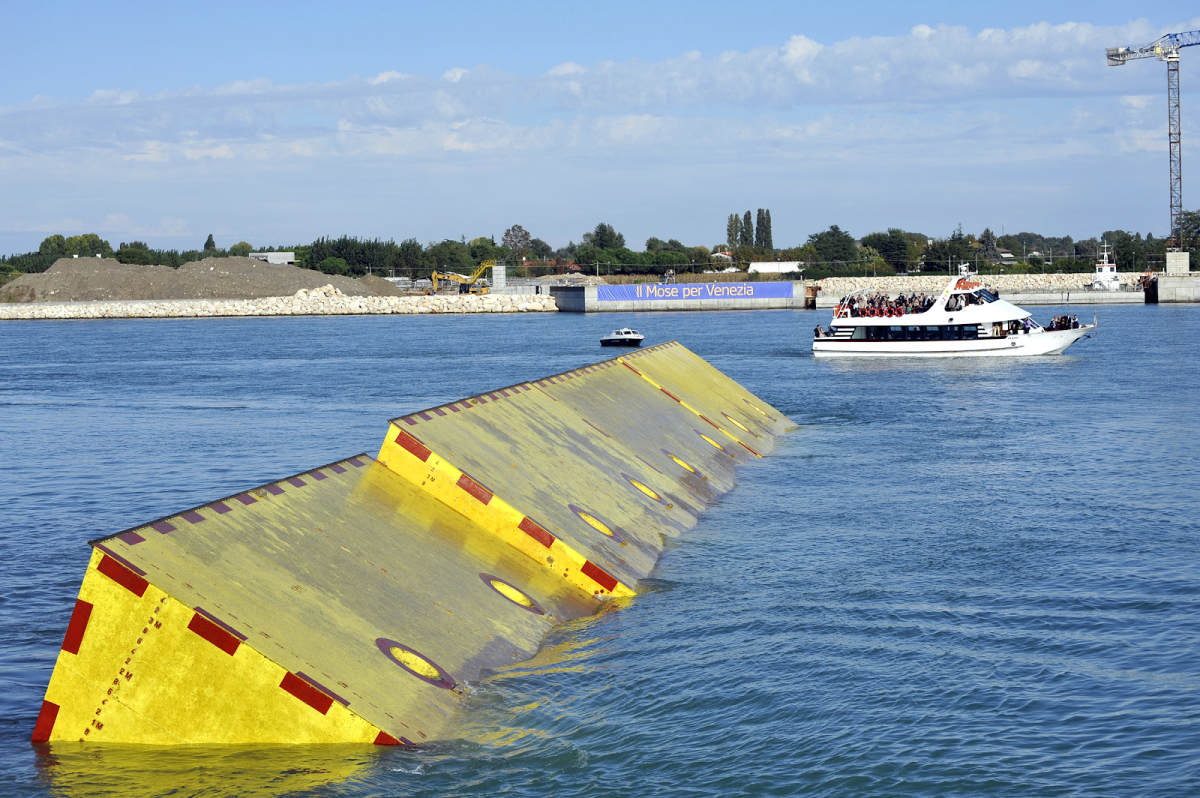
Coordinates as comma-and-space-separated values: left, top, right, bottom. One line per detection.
812, 270, 1093, 358
600, 328, 645, 347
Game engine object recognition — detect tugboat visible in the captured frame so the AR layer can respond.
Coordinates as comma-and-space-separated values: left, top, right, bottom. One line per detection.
812, 268, 1093, 358
600, 328, 645, 347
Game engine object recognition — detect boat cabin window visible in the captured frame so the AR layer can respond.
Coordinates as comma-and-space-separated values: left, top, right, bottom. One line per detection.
976, 289, 999, 303
861, 324, 978, 341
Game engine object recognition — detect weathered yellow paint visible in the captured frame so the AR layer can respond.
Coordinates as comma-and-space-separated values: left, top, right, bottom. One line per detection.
43, 550, 384, 744
35, 342, 792, 745
377, 426, 636, 599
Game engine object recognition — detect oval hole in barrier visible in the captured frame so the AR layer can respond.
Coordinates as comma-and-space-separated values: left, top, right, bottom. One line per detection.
479, 573, 544, 615
376, 639, 456, 689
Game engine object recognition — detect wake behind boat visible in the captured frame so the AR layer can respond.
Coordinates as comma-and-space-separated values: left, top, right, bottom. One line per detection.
812, 270, 1093, 358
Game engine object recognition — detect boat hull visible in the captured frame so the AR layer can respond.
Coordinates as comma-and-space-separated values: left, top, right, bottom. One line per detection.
600, 339, 644, 347
812, 326, 1092, 358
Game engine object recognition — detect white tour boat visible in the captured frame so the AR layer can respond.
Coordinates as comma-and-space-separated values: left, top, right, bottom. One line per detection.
812, 270, 1093, 358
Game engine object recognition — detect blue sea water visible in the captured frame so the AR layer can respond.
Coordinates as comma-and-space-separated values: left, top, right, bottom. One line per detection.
0, 304, 1197, 797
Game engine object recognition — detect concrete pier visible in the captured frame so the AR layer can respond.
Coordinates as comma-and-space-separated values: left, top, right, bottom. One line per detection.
552, 281, 806, 312
1155, 273, 1200, 303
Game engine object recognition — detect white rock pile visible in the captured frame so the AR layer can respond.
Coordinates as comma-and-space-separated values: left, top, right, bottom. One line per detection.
0, 285, 559, 321
815, 272, 1142, 297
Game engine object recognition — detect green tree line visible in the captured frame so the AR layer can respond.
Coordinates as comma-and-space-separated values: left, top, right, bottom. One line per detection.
6, 212, 1199, 280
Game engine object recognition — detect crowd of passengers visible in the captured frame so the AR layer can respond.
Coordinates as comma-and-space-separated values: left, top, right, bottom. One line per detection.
840, 292, 935, 316
1048, 314, 1081, 331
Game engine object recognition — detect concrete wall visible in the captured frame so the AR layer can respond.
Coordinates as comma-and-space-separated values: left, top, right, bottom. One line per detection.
552, 281, 805, 312
1157, 273, 1200, 303
1166, 252, 1191, 274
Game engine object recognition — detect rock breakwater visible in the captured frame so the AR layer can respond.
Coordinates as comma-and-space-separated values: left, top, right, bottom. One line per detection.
0, 285, 557, 321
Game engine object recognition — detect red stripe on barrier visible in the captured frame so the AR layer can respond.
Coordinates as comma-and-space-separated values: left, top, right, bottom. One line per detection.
30, 700, 59, 743
738, 441, 762, 457
457, 474, 493, 505
660, 388, 681, 402
98, 555, 148, 597
119, 531, 145, 545
433, 407, 446, 416
61, 599, 93, 655
519, 517, 555, 548
280, 672, 333, 715
581, 561, 618, 592
403, 417, 418, 426
188, 612, 241, 656
622, 362, 641, 376
700, 415, 721, 429
394, 429, 431, 462
374, 731, 402, 745
182, 510, 205, 523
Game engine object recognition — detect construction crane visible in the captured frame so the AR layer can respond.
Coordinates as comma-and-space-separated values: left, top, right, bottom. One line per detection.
1107, 30, 1200, 249
430, 259, 494, 295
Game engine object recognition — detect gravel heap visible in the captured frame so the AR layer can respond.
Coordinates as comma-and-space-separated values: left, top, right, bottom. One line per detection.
815, 272, 1143, 297
0, 285, 558, 321
0, 257, 382, 303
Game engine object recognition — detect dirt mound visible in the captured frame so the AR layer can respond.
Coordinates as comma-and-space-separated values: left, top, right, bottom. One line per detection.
357, 274, 405, 297
0, 257, 387, 303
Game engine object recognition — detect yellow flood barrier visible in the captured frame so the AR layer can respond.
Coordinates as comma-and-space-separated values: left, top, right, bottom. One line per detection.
33, 342, 793, 745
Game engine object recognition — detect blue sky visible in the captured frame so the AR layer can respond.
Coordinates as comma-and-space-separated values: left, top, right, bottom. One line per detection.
2, 1, 1197, 254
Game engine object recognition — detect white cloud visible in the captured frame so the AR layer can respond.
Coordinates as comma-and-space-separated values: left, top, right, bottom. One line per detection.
546, 62, 586, 76
369, 71, 407, 85
86, 88, 140, 105
0, 17, 1194, 249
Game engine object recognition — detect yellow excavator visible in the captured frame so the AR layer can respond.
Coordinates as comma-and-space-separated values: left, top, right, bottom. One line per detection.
430, 260, 493, 294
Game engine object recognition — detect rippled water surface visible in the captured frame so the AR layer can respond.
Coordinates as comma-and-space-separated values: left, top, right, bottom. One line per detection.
1, 305, 1198, 797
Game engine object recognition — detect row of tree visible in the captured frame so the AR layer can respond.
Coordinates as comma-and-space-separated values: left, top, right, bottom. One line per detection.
725, 210, 773, 250
6, 213, 1199, 278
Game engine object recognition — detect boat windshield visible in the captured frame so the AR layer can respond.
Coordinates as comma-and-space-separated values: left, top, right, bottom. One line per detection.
976, 289, 999, 303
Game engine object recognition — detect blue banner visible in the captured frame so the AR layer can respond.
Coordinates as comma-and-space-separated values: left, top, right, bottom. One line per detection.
596, 282, 793, 302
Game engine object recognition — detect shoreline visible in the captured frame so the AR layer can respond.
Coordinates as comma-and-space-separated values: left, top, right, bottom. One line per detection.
0, 286, 558, 321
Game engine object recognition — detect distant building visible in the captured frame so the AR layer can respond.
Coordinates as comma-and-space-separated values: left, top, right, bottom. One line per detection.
991, 249, 1017, 265
748, 261, 804, 274
249, 252, 295, 265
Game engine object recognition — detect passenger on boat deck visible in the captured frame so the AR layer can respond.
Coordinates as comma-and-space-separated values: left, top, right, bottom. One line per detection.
1072, 315, 1080, 329
814, 325, 825, 338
